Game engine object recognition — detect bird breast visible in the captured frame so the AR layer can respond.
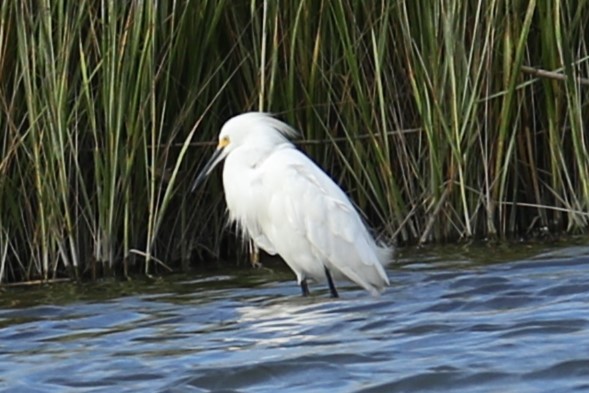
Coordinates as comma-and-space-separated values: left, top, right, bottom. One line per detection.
222, 146, 271, 239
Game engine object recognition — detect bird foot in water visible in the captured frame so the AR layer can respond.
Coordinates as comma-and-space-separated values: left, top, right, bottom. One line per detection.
324, 266, 339, 298
300, 279, 310, 296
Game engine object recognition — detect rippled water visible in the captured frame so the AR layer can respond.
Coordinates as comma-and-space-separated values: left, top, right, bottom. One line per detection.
1, 242, 589, 392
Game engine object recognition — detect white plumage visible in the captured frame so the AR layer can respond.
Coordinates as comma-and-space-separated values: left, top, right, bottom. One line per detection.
192, 112, 393, 297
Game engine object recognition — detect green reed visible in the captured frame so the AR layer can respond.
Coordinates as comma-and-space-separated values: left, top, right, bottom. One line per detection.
0, 0, 588, 283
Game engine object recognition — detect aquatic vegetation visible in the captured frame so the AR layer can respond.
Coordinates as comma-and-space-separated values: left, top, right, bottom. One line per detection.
0, 1, 587, 283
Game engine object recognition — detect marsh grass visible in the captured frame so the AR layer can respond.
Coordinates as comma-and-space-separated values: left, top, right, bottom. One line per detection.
0, 1, 588, 283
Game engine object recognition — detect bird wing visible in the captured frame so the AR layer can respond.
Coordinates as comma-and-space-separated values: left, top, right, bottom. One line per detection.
259, 147, 389, 292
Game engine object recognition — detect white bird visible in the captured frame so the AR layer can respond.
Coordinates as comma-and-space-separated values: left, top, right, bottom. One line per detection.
192, 112, 393, 297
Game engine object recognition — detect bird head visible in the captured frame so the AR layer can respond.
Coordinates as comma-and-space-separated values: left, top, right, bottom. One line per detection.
190, 112, 298, 192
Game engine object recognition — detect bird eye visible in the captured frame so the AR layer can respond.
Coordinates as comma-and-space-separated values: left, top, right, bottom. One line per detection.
218, 136, 230, 148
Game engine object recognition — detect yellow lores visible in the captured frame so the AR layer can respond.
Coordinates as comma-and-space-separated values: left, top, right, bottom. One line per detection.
192, 112, 393, 297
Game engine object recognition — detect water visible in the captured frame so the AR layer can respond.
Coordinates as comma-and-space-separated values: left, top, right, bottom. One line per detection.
1, 242, 589, 392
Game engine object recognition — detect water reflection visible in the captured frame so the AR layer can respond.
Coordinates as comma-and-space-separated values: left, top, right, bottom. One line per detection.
1, 241, 589, 392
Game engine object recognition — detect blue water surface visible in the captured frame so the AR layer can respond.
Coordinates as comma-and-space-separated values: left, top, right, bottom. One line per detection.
1, 242, 589, 392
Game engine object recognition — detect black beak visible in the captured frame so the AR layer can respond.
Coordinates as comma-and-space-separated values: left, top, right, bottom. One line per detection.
191, 147, 224, 192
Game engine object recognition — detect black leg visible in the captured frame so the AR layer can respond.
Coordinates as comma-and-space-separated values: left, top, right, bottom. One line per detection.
324, 266, 339, 298
300, 279, 310, 296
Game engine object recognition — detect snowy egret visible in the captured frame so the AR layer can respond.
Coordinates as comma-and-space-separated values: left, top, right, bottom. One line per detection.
192, 112, 392, 297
